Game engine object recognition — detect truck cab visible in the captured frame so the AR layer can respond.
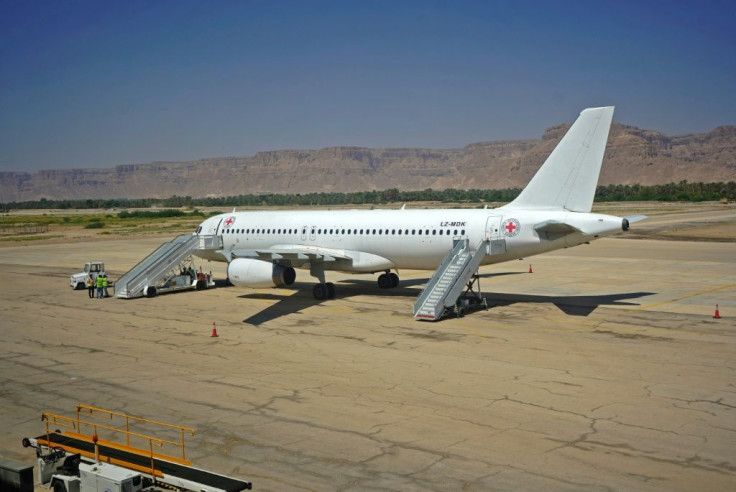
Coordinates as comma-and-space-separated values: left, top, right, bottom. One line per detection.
70, 262, 105, 289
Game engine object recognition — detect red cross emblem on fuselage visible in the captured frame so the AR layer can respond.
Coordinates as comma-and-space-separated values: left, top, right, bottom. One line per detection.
224, 216, 235, 227
502, 218, 520, 237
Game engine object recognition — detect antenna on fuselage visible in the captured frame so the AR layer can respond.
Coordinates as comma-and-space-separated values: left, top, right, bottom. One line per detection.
401, 204, 406, 210
232, 207, 236, 213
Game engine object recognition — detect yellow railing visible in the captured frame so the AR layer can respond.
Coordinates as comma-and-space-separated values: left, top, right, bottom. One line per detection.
41, 404, 196, 470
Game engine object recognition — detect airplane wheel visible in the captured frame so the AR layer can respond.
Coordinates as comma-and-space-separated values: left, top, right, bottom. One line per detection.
389, 272, 399, 288
326, 282, 335, 299
313, 283, 328, 300
377, 273, 391, 289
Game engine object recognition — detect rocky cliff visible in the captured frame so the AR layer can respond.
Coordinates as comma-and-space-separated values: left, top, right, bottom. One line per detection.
1, 123, 734, 201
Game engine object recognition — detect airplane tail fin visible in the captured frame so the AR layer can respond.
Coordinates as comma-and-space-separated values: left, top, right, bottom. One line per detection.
504, 106, 614, 213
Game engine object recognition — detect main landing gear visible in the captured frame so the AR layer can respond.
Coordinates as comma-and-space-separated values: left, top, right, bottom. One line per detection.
312, 282, 335, 300
310, 270, 400, 300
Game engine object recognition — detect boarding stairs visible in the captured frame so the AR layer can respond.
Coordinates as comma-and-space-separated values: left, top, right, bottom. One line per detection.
115, 234, 220, 299
414, 238, 505, 321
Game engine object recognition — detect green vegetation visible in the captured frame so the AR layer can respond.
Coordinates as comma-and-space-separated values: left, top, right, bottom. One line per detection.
117, 209, 204, 219
84, 220, 105, 229
3, 181, 735, 210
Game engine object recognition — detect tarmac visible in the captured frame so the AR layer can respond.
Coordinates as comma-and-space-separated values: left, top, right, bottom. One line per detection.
1, 221, 735, 490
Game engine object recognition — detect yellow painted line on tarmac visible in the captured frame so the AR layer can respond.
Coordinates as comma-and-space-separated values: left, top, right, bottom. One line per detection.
631, 283, 736, 312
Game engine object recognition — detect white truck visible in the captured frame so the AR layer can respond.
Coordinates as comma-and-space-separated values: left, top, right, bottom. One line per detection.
70, 262, 105, 290
21, 439, 144, 492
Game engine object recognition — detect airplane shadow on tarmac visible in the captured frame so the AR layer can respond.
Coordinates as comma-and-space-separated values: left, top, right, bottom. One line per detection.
238, 271, 656, 325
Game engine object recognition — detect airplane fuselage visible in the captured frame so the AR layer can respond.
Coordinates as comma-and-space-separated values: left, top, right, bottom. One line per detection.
195, 208, 625, 272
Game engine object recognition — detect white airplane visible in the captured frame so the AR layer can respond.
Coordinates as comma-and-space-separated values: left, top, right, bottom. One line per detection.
194, 106, 645, 301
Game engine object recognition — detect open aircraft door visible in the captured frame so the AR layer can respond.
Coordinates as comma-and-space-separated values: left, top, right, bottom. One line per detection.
208, 217, 224, 236
485, 214, 506, 255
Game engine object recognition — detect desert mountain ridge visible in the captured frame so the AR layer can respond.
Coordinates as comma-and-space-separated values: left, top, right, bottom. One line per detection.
1, 122, 735, 202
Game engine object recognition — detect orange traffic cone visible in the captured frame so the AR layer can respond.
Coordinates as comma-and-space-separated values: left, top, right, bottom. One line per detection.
528, 264, 533, 274
713, 304, 721, 319
211, 322, 219, 337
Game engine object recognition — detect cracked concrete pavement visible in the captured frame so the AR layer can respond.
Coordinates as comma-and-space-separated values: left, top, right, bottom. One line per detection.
0, 234, 735, 491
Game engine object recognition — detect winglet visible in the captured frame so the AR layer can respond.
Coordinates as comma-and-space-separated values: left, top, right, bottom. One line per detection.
504, 107, 615, 213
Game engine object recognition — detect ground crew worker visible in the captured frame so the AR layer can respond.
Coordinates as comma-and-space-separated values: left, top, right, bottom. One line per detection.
86, 274, 95, 299
102, 275, 109, 298
96, 274, 104, 299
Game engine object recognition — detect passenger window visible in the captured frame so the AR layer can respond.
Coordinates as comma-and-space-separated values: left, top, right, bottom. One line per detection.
461, 229, 465, 235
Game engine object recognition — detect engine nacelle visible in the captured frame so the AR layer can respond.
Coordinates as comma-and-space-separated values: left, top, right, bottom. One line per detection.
227, 259, 296, 288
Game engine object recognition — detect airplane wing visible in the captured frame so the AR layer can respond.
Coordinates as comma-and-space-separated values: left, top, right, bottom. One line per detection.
534, 220, 583, 241
231, 246, 352, 265
227, 244, 395, 272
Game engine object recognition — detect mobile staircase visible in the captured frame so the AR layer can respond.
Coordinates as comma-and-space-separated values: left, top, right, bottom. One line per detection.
414, 238, 505, 321
115, 234, 220, 299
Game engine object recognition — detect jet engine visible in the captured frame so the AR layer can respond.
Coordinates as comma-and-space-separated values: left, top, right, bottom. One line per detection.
227, 259, 296, 288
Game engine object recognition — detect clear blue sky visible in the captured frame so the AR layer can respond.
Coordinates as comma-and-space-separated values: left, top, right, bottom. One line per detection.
1, 0, 734, 172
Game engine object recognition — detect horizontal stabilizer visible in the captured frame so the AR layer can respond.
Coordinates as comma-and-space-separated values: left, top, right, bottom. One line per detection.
624, 215, 648, 224
534, 220, 582, 241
